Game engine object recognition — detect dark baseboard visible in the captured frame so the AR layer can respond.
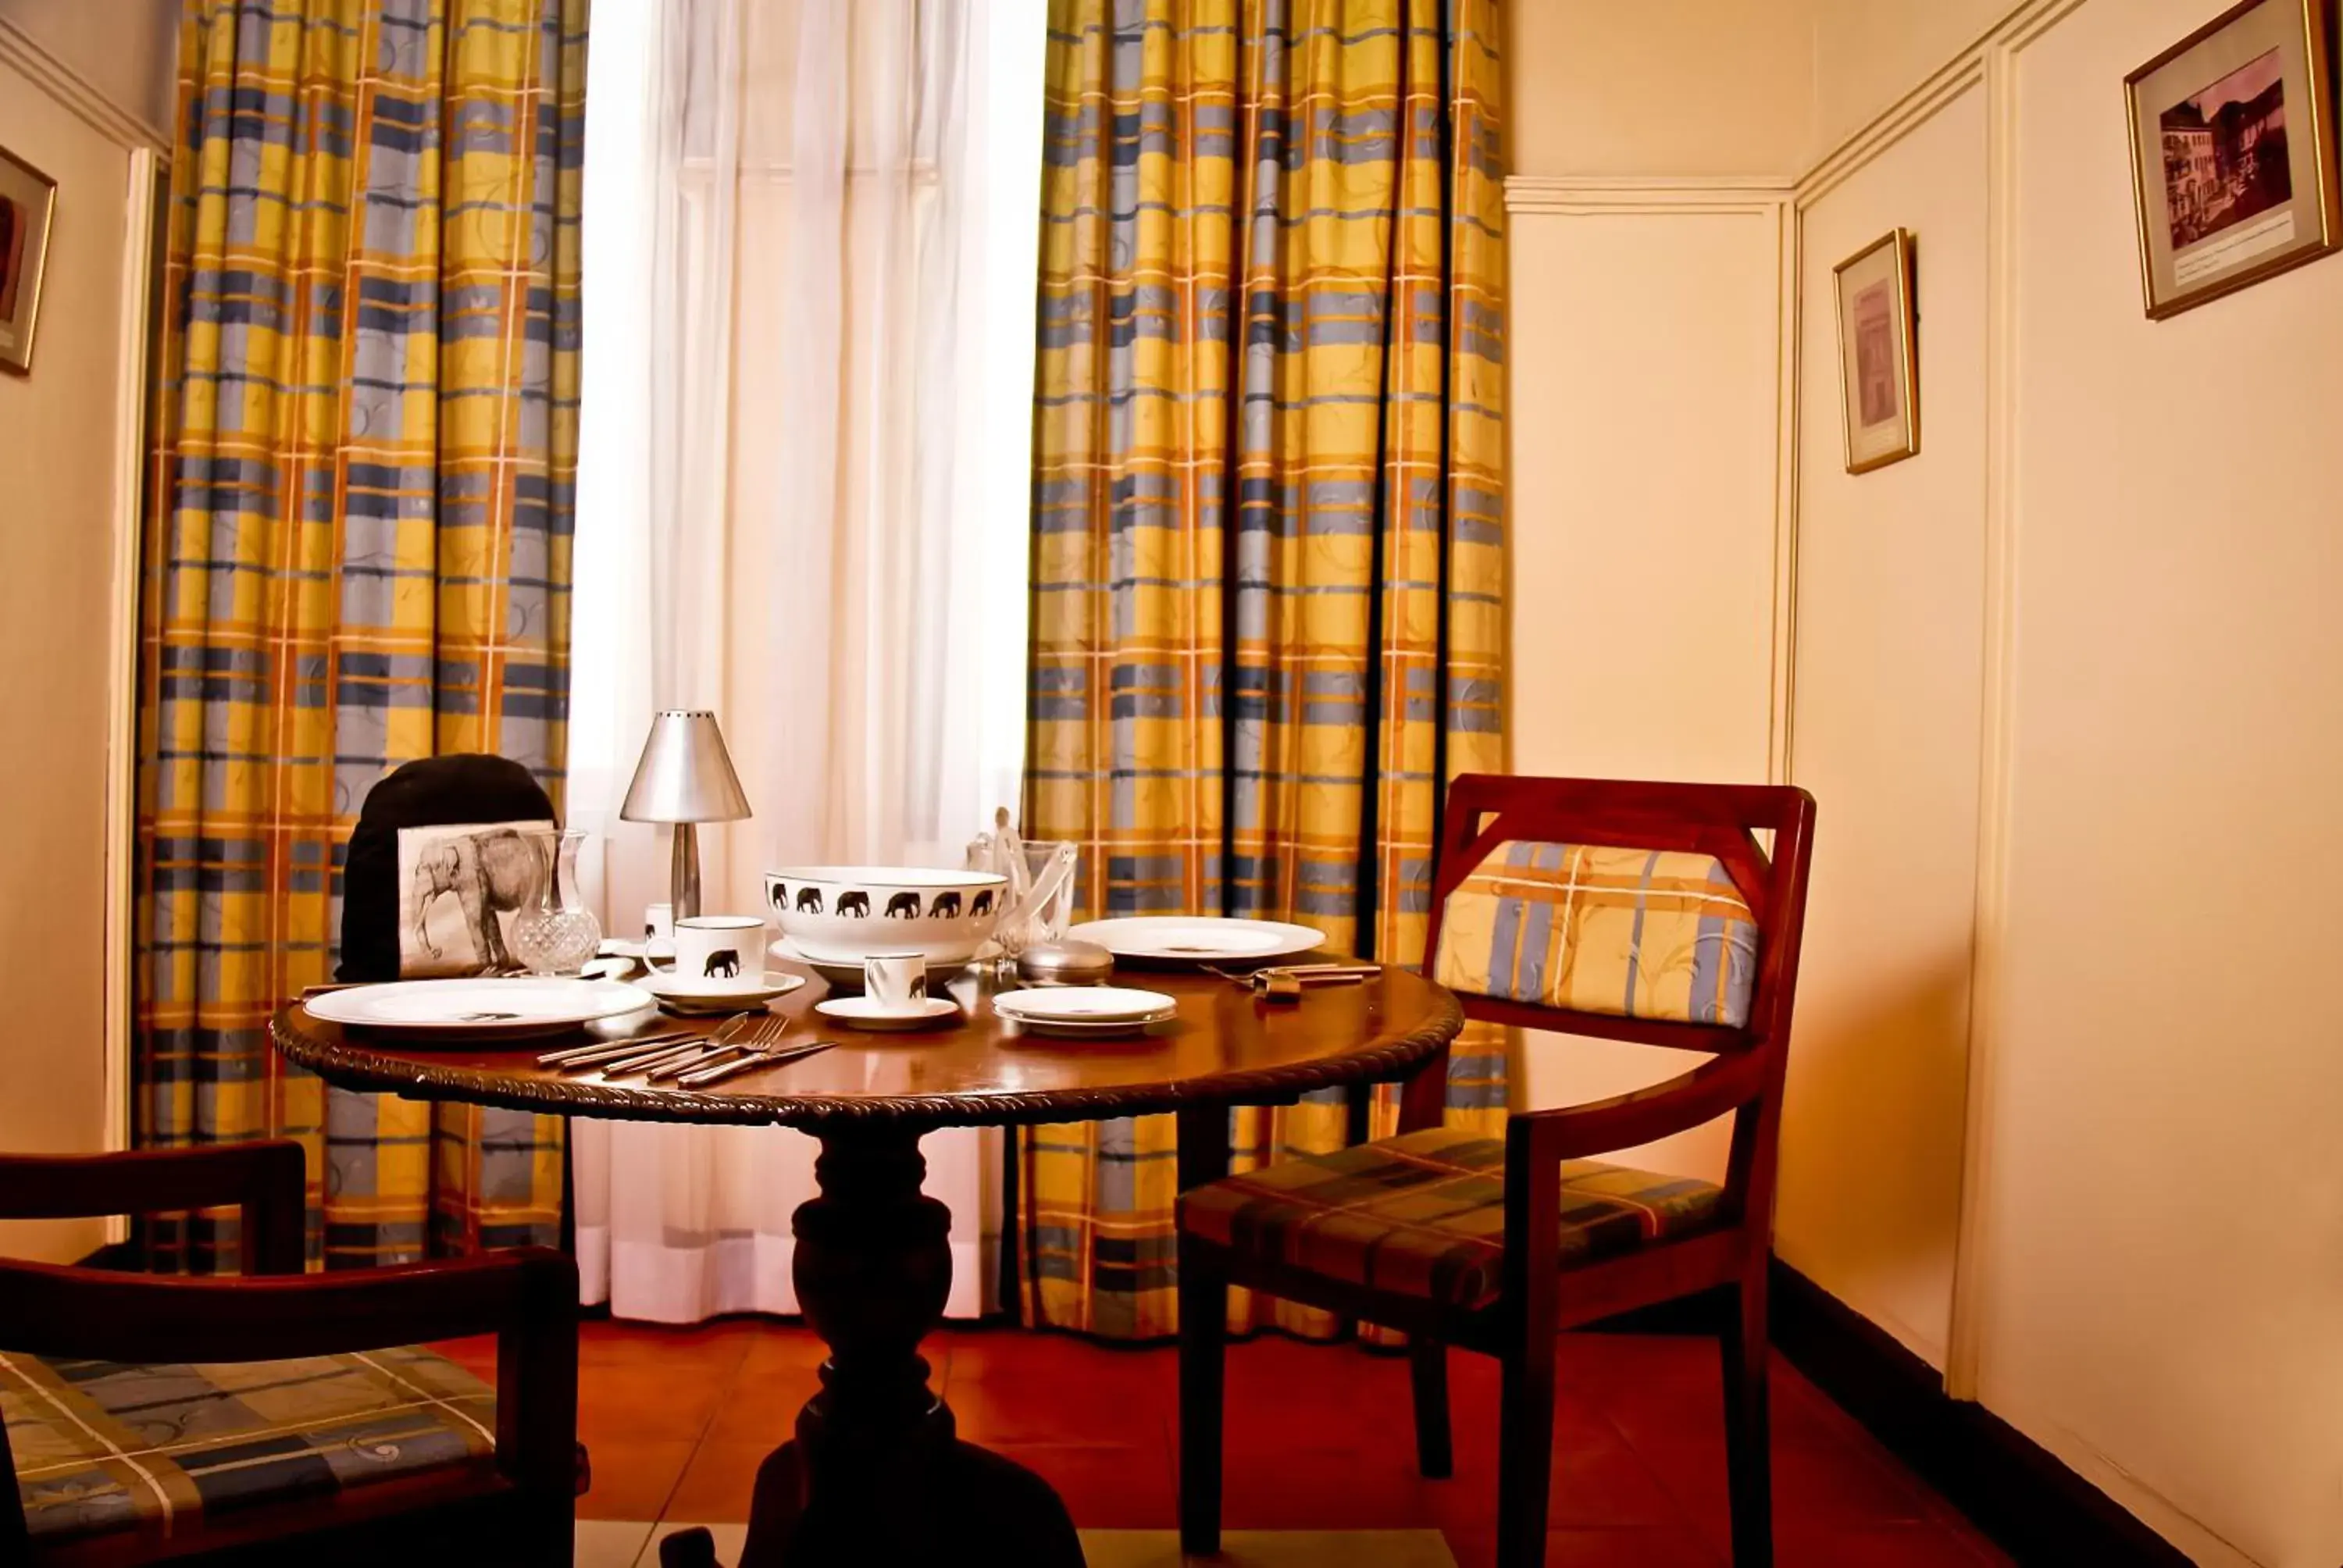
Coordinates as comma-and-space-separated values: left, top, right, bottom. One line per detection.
1768, 1259, 2191, 1568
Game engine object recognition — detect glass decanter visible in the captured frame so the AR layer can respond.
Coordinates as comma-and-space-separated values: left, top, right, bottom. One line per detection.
509, 829, 602, 975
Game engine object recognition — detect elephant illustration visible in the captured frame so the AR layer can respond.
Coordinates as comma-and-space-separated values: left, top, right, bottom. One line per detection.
884, 892, 922, 919
769, 883, 789, 911
704, 949, 740, 979
410, 828, 541, 971
795, 887, 825, 915
929, 891, 962, 918
835, 890, 871, 918
970, 889, 994, 918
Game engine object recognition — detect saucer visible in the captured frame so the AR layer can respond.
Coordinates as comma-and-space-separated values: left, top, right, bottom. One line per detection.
640, 970, 805, 1015
813, 996, 960, 1032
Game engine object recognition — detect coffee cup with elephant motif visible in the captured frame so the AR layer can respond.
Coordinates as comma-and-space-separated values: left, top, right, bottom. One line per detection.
672, 915, 766, 983
763, 867, 1009, 969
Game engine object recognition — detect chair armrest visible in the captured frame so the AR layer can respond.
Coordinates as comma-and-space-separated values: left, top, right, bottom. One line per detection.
0, 1247, 580, 1498
0, 1143, 307, 1274
1505, 1052, 1766, 1165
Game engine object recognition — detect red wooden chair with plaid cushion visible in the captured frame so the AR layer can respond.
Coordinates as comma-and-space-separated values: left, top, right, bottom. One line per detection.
0, 1143, 582, 1564
1175, 775, 1817, 1567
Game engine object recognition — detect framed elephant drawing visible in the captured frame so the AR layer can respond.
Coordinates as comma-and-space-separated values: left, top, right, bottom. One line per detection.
395, 820, 555, 977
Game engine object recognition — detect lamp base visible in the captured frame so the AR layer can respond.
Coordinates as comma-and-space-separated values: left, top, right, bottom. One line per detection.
671, 823, 702, 921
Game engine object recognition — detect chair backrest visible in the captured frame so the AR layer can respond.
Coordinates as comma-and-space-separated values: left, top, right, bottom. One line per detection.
1423, 775, 1817, 1203
338, 754, 556, 982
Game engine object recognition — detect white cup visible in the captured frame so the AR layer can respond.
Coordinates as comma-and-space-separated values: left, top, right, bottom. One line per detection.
674, 915, 764, 982
644, 903, 675, 953
862, 952, 928, 1014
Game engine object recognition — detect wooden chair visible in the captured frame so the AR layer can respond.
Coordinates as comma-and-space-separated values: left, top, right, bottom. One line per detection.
1176, 775, 1817, 1567
0, 1142, 582, 1564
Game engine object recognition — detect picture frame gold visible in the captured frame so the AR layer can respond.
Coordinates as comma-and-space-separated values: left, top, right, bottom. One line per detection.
0, 142, 56, 376
2125, 0, 2341, 319
1831, 228, 1919, 476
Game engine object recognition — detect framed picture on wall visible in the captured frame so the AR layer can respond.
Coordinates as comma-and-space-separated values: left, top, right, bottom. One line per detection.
2126, 0, 2340, 319
0, 144, 57, 376
1832, 228, 1919, 475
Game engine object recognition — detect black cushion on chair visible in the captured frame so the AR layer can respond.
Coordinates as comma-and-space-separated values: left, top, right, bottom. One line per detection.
338, 754, 557, 982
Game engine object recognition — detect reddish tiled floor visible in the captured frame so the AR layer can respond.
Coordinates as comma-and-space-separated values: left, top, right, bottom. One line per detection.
437, 1318, 2011, 1564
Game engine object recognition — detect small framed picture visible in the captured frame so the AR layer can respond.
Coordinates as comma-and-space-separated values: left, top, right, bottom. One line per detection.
2126, 0, 2340, 319
0, 144, 57, 376
1832, 228, 1919, 475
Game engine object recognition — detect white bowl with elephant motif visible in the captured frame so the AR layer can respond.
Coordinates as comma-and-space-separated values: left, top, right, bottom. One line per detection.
763, 866, 1009, 968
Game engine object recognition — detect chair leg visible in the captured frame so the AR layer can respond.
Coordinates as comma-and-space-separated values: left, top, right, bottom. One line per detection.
1178, 1241, 1228, 1557
1721, 1276, 1774, 1566
1408, 1335, 1453, 1479
1496, 1335, 1555, 1568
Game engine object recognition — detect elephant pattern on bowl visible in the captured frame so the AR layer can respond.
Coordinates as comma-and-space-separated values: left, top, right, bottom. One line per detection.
929, 891, 961, 918
885, 892, 922, 919
795, 887, 824, 915
834, 890, 871, 918
970, 889, 994, 918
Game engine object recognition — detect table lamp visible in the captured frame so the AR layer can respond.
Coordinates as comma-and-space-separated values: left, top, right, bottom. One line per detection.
619, 710, 753, 920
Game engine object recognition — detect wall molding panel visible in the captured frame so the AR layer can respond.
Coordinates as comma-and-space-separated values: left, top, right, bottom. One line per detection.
0, 17, 169, 155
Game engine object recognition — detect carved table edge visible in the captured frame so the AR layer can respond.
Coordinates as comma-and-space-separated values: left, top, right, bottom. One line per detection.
267, 991, 1467, 1130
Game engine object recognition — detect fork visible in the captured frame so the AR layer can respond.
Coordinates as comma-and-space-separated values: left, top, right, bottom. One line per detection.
647, 1014, 793, 1081
676, 1035, 837, 1089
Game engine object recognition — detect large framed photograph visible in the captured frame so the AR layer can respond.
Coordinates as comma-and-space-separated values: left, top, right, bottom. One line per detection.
0, 144, 57, 376
1832, 229, 1919, 475
2127, 0, 2341, 319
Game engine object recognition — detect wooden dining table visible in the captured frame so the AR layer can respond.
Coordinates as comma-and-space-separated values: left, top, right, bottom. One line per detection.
272, 959, 1464, 1567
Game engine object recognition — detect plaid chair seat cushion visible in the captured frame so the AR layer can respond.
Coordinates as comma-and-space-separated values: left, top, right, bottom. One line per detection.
2, 1344, 498, 1547
1434, 839, 1760, 1027
1180, 1126, 1724, 1311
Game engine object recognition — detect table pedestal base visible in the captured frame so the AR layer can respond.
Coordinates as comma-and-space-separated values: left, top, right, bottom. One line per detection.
706, 1125, 1082, 1568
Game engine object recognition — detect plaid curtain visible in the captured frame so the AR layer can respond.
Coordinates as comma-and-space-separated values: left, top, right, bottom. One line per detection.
134, 0, 587, 1271
1020, 0, 1510, 1339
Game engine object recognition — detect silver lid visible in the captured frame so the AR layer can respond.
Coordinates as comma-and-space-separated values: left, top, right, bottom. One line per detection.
1016, 940, 1115, 985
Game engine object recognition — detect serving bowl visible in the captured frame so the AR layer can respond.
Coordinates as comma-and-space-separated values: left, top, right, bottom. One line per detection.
764, 866, 1010, 967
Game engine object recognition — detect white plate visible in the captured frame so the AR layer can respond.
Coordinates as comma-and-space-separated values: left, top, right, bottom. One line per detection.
814, 996, 961, 1032
640, 971, 805, 1014
1062, 918, 1327, 964
1000, 1014, 1176, 1039
302, 978, 652, 1039
991, 987, 1179, 1025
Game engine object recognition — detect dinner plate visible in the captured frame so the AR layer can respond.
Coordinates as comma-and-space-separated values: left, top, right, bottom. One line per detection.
991, 987, 1178, 1026
302, 978, 652, 1040
814, 996, 960, 1032
1062, 918, 1326, 965
639, 970, 805, 1015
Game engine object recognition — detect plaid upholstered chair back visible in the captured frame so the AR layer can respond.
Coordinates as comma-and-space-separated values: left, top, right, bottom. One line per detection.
1424, 775, 1818, 1204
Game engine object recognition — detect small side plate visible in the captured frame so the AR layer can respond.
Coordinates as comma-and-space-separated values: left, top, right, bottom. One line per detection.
640, 971, 805, 1015
813, 996, 960, 1032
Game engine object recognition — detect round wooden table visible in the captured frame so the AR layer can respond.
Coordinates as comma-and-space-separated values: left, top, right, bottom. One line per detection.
273, 963, 1462, 1567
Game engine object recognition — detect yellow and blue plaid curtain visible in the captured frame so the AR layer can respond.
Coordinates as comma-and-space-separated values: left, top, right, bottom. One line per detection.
134, 0, 587, 1270
1022, 0, 1509, 1338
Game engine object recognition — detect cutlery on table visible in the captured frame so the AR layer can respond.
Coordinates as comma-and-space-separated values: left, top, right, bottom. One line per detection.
593, 1013, 758, 1076
644, 1014, 788, 1079
537, 1030, 698, 1067
677, 1038, 837, 1089
1204, 962, 1382, 1001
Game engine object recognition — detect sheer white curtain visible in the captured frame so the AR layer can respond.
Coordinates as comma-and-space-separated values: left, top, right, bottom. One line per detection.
565, 0, 1043, 1322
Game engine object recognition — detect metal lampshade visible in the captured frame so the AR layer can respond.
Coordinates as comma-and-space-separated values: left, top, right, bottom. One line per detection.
620, 711, 751, 825
619, 711, 751, 919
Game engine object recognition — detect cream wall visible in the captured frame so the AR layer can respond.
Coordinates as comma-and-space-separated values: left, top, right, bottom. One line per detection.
0, 16, 168, 1261
1785, 83, 1988, 1372
0, 0, 177, 138
1512, 0, 1813, 178
1504, 179, 1792, 1164
1509, 0, 2343, 1561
